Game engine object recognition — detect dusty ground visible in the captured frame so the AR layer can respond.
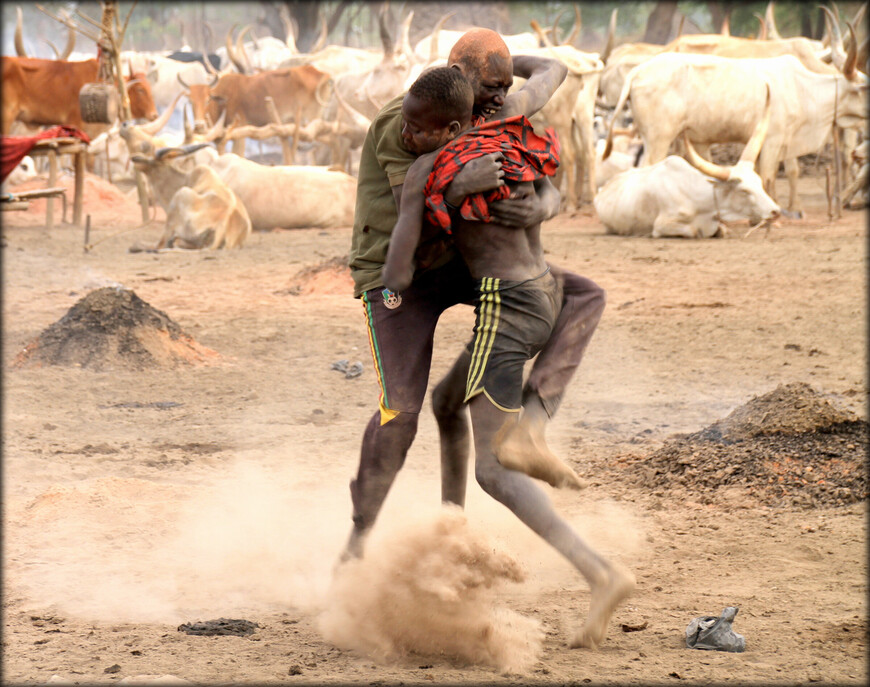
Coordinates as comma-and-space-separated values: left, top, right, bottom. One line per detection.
2, 171, 867, 686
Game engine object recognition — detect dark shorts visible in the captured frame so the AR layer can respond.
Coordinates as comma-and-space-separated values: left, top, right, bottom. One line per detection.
360, 255, 475, 423
464, 269, 562, 411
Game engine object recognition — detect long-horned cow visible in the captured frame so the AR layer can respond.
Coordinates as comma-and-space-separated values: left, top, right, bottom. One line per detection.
176, 64, 332, 157
207, 155, 356, 230
129, 144, 252, 251
595, 88, 781, 238
602, 42, 868, 213
1, 56, 158, 136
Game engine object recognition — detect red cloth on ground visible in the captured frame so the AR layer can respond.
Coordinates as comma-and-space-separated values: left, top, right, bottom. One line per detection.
1, 126, 90, 184
423, 115, 560, 233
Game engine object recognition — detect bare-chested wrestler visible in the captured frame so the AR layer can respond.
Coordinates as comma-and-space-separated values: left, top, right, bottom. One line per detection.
381, 65, 634, 650
344, 29, 608, 587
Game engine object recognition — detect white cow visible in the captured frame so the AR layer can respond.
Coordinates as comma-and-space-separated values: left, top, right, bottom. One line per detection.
129, 145, 251, 251
595, 92, 780, 238
603, 49, 868, 214
3, 155, 37, 187
208, 154, 356, 230
513, 41, 604, 210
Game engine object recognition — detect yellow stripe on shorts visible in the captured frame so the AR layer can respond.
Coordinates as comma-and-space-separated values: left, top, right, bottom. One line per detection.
465, 277, 501, 401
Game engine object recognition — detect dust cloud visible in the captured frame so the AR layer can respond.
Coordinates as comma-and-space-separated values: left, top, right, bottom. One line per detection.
6, 446, 645, 673
5, 460, 353, 624
319, 506, 544, 674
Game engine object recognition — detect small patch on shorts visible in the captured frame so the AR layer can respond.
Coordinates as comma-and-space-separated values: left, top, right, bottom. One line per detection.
382, 288, 402, 309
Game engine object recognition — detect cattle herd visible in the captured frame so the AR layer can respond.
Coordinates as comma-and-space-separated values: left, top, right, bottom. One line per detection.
1, 2, 867, 248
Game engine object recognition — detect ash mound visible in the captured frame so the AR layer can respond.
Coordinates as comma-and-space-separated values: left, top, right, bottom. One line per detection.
629, 383, 867, 508
13, 287, 220, 371
282, 256, 352, 296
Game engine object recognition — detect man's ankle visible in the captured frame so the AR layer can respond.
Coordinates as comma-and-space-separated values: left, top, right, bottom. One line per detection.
521, 389, 550, 427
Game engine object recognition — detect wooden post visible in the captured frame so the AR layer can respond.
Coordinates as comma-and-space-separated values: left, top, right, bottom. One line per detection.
831, 125, 842, 219
825, 166, 833, 220
74, 147, 85, 226
47, 148, 58, 230
99, 1, 149, 223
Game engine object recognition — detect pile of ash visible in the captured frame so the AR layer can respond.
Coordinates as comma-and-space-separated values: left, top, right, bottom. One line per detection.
625, 383, 867, 508
13, 287, 219, 371
280, 256, 352, 296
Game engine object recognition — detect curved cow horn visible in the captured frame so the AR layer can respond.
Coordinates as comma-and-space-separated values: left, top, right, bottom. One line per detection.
203, 54, 220, 76
334, 79, 373, 131
15, 7, 28, 57
765, 1, 783, 40
753, 13, 768, 40
59, 22, 75, 60
201, 109, 226, 142
177, 72, 191, 91
843, 21, 859, 78
44, 39, 60, 59
279, 5, 298, 52
310, 11, 329, 53
563, 4, 582, 46
428, 11, 455, 64
237, 24, 255, 72
550, 8, 568, 46
739, 83, 772, 164
225, 24, 247, 74
531, 19, 555, 49
684, 134, 731, 181
138, 91, 185, 136
821, 6, 846, 69
600, 8, 617, 63
720, 12, 731, 36
156, 143, 212, 161
675, 14, 686, 39
398, 10, 415, 62
378, 3, 395, 58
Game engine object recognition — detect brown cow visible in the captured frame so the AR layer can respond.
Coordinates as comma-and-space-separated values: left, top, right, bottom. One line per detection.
177, 64, 331, 157
1, 57, 158, 137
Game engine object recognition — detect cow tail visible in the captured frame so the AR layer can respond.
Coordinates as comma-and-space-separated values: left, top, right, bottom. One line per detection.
602, 70, 633, 162
316, 77, 334, 108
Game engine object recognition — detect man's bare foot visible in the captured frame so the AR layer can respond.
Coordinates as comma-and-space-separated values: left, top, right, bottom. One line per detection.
494, 418, 588, 490
570, 565, 636, 649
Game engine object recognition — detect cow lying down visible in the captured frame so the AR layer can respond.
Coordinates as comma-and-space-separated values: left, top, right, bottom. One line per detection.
595, 91, 780, 238
594, 145, 780, 238
129, 144, 252, 252
207, 155, 357, 231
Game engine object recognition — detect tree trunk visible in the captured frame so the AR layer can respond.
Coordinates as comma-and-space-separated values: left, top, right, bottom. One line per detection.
644, 1, 678, 44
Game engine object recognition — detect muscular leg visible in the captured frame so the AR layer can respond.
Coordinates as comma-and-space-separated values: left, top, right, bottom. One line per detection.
431, 349, 473, 508
470, 395, 635, 648
343, 410, 419, 560
496, 268, 605, 488
341, 256, 476, 562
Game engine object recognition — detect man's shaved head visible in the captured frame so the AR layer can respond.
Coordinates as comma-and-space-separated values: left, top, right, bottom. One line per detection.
448, 28, 511, 71
447, 28, 514, 119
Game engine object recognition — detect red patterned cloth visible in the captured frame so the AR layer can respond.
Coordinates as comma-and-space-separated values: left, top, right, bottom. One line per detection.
1, 126, 90, 184
423, 115, 560, 233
